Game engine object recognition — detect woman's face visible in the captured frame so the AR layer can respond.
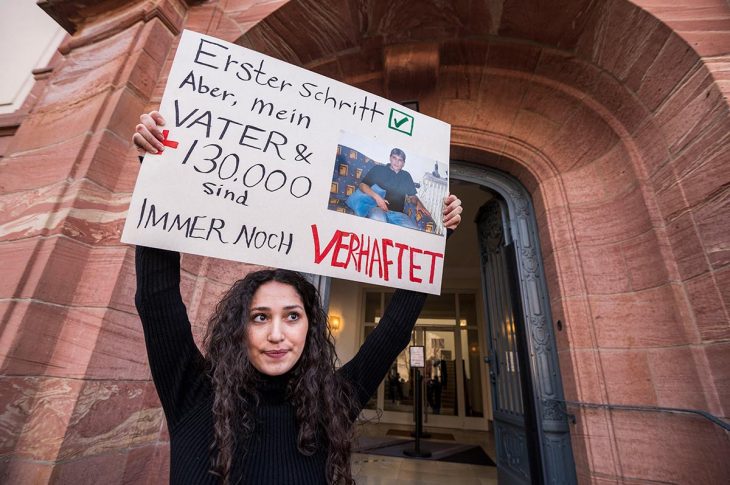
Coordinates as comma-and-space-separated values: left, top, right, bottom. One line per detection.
246, 281, 309, 376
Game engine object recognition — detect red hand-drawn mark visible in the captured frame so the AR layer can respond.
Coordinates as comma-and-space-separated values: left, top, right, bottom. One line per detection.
156, 130, 179, 154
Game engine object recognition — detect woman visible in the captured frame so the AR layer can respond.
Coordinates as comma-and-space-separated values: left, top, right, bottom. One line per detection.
133, 112, 463, 484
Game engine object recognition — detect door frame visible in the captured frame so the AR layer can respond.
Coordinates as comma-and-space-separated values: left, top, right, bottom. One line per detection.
451, 161, 577, 485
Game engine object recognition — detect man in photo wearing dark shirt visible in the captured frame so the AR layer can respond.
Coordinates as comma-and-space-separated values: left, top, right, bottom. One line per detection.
356, 148, 430, 229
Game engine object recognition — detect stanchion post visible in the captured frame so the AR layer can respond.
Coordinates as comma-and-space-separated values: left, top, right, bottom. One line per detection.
404, 368, 431, 458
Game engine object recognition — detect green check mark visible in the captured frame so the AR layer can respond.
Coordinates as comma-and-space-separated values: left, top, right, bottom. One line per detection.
394, 116, 409, 128
388, 108, 414, 135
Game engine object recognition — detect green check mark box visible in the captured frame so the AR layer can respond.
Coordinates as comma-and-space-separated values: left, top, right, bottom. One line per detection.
388, 108, 414, 136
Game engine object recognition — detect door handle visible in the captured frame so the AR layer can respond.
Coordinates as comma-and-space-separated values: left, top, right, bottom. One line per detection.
486, 353, 498, 384
488, 352, 499, 375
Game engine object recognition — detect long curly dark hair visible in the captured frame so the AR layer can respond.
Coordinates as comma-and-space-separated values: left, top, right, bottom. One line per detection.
203, 269, 356, 484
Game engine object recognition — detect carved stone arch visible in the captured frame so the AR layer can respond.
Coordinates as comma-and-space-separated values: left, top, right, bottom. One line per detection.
452, 160, 576, 485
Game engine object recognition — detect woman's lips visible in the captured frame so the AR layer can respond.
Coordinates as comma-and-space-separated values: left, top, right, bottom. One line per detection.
264, 350, 289, 359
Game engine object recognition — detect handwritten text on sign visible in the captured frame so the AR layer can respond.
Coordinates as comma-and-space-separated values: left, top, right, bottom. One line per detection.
122, 30, 451, 294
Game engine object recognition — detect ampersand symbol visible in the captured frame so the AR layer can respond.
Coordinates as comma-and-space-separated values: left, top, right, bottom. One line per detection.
294, 144, 312, 164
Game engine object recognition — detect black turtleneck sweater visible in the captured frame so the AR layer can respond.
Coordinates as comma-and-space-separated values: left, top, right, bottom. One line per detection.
135, 246, 429, 484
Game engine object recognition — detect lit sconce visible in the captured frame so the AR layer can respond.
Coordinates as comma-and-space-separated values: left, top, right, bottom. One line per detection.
329, 315, 341, 332
505, 319, 516, 336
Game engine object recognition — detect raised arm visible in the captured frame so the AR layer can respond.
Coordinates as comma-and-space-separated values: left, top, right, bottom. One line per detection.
133, 111, 208, 429
338, 194, 462, 409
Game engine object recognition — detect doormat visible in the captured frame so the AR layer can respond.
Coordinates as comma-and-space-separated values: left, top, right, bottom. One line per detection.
386, 429, 455, 441
354, 438, 497, 467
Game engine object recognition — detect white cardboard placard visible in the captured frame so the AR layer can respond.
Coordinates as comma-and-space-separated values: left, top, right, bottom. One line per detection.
122, 30, 451, 294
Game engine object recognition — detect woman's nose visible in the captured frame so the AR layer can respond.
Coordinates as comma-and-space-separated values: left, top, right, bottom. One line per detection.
267, 320, 284, 342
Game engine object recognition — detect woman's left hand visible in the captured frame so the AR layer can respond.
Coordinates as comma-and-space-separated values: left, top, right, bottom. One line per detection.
442, 193, 463, 230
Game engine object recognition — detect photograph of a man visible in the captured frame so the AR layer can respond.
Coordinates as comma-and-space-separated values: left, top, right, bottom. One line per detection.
348, 148, 431, 229
328, 132, 448, 235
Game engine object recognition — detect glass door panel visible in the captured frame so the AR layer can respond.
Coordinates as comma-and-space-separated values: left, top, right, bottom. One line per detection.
423, 329, 457, 416
383, 331, 416, 413
461, 328, 484, 417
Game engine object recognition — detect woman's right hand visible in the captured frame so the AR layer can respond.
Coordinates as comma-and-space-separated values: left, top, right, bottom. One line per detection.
132, 111, 167, 154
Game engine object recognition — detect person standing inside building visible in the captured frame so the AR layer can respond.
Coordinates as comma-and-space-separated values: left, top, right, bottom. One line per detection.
132, 111, 463, 484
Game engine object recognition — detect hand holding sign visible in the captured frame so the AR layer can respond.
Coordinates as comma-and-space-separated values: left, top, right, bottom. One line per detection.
133, 111, 167, 154
133, 112, 181, 156
442, 194, 462, 230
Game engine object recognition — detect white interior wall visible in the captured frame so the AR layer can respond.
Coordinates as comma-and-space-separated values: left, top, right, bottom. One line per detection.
329, 278, 363, 365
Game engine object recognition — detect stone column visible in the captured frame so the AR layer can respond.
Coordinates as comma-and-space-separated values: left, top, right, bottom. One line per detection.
0, 1, 196, 482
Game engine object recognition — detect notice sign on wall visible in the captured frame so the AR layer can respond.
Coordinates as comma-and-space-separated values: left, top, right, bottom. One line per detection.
409, 346, 425, 368
122, 30, 451, 294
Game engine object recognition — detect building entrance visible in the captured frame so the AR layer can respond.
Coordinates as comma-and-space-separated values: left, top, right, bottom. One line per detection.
361, 291, 490, 431
324, 165, 576, 483
452, 162, 577, 485
477, 197, 541, 484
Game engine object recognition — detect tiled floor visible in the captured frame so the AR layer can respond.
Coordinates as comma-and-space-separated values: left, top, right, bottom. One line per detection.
352, 453, 498, 484
352, 422, 498, 484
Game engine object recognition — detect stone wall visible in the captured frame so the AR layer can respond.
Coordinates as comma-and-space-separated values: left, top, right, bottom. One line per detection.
2, 1, 191, 482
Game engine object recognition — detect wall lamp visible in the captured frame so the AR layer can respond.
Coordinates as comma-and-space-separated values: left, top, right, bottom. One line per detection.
329, 315, 342, 332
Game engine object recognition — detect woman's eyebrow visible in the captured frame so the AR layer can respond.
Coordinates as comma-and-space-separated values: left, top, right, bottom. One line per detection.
250, 305, 304, 311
